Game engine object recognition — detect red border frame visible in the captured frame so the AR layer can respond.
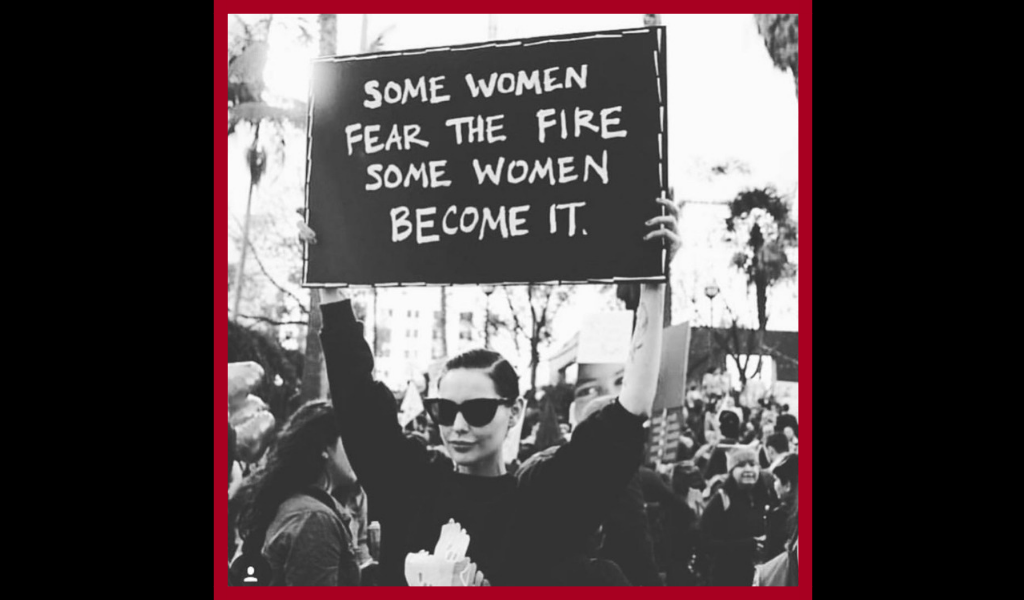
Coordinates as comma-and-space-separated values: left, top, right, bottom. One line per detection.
217, 4, 810, 597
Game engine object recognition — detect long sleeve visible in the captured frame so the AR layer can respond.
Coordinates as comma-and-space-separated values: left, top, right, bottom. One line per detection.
600, 473, 663, 586
519, 399, 647, 543
320, 301, 433, 516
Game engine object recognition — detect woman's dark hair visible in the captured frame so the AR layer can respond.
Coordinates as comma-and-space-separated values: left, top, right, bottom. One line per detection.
766, 432, 790, 454
719, 410, 741, 439
440, 349, 520, 400
777, 414, 798, 438
773, 453, 798, 489
236, 400, 340, 545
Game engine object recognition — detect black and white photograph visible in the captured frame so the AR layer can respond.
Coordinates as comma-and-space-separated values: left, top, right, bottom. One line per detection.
223, 12, 803, 588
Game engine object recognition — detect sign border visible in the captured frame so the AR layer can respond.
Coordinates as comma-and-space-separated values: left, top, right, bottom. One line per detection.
301, 26, 669, 288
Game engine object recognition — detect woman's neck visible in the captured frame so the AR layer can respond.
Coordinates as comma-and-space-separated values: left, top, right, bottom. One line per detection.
315, 471, 333, 494
456, 458, 506, 477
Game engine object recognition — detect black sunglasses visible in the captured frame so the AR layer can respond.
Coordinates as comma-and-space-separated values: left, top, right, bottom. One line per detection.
423, 397, 516, 427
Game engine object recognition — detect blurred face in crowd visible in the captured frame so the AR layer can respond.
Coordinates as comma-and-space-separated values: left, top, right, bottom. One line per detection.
784, 426, 796, 442
762, 423, 776, 438
731, 457, 760, 489
325, 437, 357, 488
774, 476, 792, 500
574, 366, 625, 403
437, 368, 519, 475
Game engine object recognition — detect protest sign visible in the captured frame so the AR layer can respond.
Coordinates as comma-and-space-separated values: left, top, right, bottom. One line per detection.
303, 27, 668, 286
652, 323, 691, 412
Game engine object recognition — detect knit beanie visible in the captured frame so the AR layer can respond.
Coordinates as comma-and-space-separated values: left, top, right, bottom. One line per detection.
726, 444, 759, 472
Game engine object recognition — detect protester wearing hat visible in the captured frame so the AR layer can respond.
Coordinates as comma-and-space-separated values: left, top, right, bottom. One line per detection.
698, 444, 775, 586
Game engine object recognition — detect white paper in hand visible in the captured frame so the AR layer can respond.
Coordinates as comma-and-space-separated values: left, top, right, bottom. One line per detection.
405, 519, 475, 586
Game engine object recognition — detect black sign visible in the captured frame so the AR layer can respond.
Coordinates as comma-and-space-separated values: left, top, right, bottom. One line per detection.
303, 27, 668, 286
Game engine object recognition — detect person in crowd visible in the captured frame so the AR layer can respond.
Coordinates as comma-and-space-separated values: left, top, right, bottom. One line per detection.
776, 414, 798, 451
332, 479, 373, 570
234, 400, 362, 586
703, 409, 743, 480
684, 397, 706, 445
765, 453, 797, 561
306, 196, 682, 586
764, 433, 791, 472
692, 429, 719, 475
757, 410, 778, 468
703, 397, 721, 442
663, 460, 704, 586
699, 445, 774, 586
228, 361, 270, 560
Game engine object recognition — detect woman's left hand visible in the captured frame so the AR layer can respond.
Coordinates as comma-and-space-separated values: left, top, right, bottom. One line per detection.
644, 188, 682, 263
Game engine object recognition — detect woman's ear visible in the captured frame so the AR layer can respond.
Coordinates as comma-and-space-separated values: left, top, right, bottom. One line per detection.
508, 397, 524, 426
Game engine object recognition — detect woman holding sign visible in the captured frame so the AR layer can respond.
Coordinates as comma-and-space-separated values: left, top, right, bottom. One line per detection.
303, 195, 680, 585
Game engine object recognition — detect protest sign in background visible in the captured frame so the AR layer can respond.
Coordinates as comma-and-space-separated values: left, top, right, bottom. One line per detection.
652, 323, 691, 413
303, 27, 668, 286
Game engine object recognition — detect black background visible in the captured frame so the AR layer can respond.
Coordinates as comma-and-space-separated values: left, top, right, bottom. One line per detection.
304, 27, 669, 286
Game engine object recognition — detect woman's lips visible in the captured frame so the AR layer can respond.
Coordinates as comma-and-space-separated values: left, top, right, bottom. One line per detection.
449, 441, 475, 452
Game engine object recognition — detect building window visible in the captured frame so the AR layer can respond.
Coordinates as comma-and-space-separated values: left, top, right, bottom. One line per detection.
460, 331, 473, 341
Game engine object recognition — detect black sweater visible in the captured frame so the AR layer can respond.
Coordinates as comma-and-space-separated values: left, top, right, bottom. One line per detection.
320, 300, 647, 585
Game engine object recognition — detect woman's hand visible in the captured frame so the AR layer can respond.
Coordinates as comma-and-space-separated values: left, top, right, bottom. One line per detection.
644, 188, 682, 263
228, 361, 264, 408
296, 207, 317, 245
296, 209, 348, 305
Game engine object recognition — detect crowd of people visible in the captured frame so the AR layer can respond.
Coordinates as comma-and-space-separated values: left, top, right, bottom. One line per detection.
225, 199, 799, 586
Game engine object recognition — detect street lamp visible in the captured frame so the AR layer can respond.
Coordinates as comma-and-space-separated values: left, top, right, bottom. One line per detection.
482, 285, 496, 348
704, 282, 720, 327
704, 281, 720, 372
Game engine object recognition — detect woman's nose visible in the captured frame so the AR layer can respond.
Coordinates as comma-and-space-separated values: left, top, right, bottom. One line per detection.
451, 411, 471, 432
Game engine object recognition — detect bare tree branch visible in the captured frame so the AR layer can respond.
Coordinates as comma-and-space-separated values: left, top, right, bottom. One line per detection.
234, 311, 309, 327
230, 214, 308, 314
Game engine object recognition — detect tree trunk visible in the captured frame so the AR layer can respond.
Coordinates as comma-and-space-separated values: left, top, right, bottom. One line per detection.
300, 14, 338, 403
231, 121, 261, 322
528, 285, 539, 393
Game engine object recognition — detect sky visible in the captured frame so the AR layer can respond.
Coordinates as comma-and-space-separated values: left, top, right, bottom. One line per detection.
230, 14, 799, 338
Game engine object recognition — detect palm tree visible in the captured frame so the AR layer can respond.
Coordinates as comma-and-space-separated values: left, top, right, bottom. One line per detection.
228, 15, 309, 323
718, 186, 798, 385
754, 14, 798, 97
